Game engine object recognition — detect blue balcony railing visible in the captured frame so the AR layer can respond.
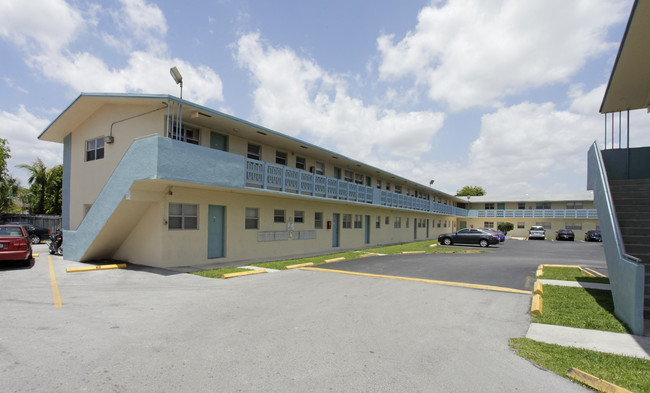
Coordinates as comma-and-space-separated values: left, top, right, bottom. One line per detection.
468, 209, 598, 219
245, 158, 466, 216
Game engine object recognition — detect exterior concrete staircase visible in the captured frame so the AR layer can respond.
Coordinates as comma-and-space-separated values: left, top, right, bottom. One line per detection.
610, 179, 650, 335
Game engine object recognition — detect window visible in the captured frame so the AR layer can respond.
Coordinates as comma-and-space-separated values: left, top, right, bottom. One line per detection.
245, 208, 259, 229
334, 167, 341, 179
247, 143, 261, 160
274, 209, 285, 223
497, 203, 505, 210
395, 185, 402, 194
314, 212, 323, 229
385, 182, 391, 191
385, 216, 390, 225
566, 222, 582, 230
344, 170, 354, 182
355, 173, 363, 185
276, 151, 287, 165
518, 203, 526, 210
437, 220, 441, 228
484, 222, 494, 228
394, 217, 401, 228
343, 214, 352, 228
86, 137, 105, 161
536, 222, 552, 229
406, 218, 409, 228
485, 203, 495, 210
315, 162, 325, 175
170, 123, 200, 145
294, 210, 304, 223
566, 202, 583, 209
354, 215, 362, 228
168, 203, 198, 230
536, 202, 551, 210
376, 216, 381, 229
517, 222, 525, 229
296, 156, 306, 170
377, 180, 382, 189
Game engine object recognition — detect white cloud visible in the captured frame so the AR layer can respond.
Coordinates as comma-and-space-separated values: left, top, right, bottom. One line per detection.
0, 0, 223, 105
377, 0, 627, 111
235, 32, 445, 163
0, 106, 62, 186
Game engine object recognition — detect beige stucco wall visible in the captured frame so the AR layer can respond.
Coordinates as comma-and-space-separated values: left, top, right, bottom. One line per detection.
109, 184, 456, 268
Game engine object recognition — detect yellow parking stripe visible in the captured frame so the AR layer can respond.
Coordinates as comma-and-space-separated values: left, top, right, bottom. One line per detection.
47, 256, 62, 308
300, 267, 532, 295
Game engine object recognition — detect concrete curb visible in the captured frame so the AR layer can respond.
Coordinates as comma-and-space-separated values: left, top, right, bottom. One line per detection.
221, 270, 266, 279
285, 262, 314, 269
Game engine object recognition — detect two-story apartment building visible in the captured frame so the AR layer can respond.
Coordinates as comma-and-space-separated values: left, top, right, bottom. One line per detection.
39, 93, 464, 269
459, 194, 599, 238
39, 93, 599, 269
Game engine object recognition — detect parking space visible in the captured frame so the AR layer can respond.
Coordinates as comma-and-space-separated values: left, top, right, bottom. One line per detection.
318, 239, 607, 291
0, 241, 600, 392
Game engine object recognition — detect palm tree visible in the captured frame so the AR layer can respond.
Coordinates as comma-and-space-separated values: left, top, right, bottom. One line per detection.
0, 175, 20, 213
18, 158, 49, 214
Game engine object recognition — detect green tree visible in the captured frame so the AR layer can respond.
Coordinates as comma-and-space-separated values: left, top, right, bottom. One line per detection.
45, 165, 63, 215
498, 222, 514, 235
0, 175, 21, 213
456, 185, 486, 196
18, 158, 49, 214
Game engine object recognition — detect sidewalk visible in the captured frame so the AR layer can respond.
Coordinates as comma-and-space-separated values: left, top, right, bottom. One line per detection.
527, 279, 650, 360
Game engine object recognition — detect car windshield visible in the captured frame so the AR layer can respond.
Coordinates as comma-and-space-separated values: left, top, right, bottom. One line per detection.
0, 226, 24, 237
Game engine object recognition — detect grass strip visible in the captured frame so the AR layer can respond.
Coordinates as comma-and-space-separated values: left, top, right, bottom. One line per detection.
190, 267, 252, 278
542, 266, 610, 284
532, 285, 629, 333
359, 241, 484, 254
250, 252, 360, 270
509, 338, 650, 393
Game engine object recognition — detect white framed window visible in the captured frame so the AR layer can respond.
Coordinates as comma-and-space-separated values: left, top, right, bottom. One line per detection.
385, 216, 390, 225
536, 202, 552, 210
296, 156, 306, 170
376, 216, 381, 229
518, 203, 526, 210
377, 180, 382, 189
276, 151, 287, 165
314, 212, 323, 229
485, 203, 494, 210
484, 221, 494, 228
315, 162, 325, 175
245, 208, 259, 229
170, 123, 200, 145
517, 222, 525, 229
354, 214, 362, 229
406, 217, 409, 228
274, 209, 285, 223
565, 222, 582, 230
169, 203, 198, 230
566, 202, 583, 209
247, 143, 261, 160
294, 210, 304, 223
344, 170, 354, 182
86, 137, 105, 161
343, 214, 352, 228
394, 217, 401, 228
395, 185, 402, 194
355, 173, 363, 185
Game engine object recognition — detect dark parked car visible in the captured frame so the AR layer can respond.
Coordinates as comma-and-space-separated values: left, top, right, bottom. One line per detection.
585, 230, 602, 242
556, 229, 575, 241
0, 225, 33, 266
438, 228, 500, 247
483, 228, 505, 242
6, 222, 50, 244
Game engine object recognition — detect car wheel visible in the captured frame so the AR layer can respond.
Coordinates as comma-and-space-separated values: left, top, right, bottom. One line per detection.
443, 237, 452, 246
30, 235, 40, 244
479, 239, 488, 247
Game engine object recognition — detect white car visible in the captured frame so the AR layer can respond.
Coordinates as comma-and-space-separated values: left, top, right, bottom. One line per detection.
528, 226, 546, 240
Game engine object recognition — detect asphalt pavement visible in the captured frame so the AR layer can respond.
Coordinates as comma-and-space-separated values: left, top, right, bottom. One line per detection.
0, 240, 627, 392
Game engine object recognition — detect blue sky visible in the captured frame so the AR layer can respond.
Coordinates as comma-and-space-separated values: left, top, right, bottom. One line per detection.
1, 0, 646, 197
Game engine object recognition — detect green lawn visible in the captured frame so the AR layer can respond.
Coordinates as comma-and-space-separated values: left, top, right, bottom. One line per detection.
510, 338, 650, 393
190, 267, 253, 278
533, 285, 629, 333
542, 266, 609, 284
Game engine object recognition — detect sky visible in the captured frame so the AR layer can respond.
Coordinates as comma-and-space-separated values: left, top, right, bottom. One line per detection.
1, 0, 647, 197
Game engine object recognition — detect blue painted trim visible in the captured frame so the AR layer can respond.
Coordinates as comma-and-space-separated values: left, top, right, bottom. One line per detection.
62, 133, 71, 230
587, 142, 645, 335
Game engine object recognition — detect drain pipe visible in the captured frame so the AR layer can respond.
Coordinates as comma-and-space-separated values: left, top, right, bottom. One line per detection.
109, 103, 168, 143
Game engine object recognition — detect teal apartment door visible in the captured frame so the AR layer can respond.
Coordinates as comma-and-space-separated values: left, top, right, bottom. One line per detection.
210, 132, 228, 151
208, 205, 225, 258
332, 213, 340, 247
364, 215, 370, 244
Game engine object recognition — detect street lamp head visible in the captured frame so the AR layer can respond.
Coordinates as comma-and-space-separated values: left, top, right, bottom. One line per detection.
170, 67, 183, 85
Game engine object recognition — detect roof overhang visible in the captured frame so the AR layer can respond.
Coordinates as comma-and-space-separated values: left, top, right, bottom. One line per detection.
600, 0, 650, 113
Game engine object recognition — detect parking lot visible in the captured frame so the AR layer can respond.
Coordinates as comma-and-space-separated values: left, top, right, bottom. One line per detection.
0, 240, 603, 392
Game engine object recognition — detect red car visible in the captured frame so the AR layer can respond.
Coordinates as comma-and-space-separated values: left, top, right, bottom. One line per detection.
0, 225, 33, 266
